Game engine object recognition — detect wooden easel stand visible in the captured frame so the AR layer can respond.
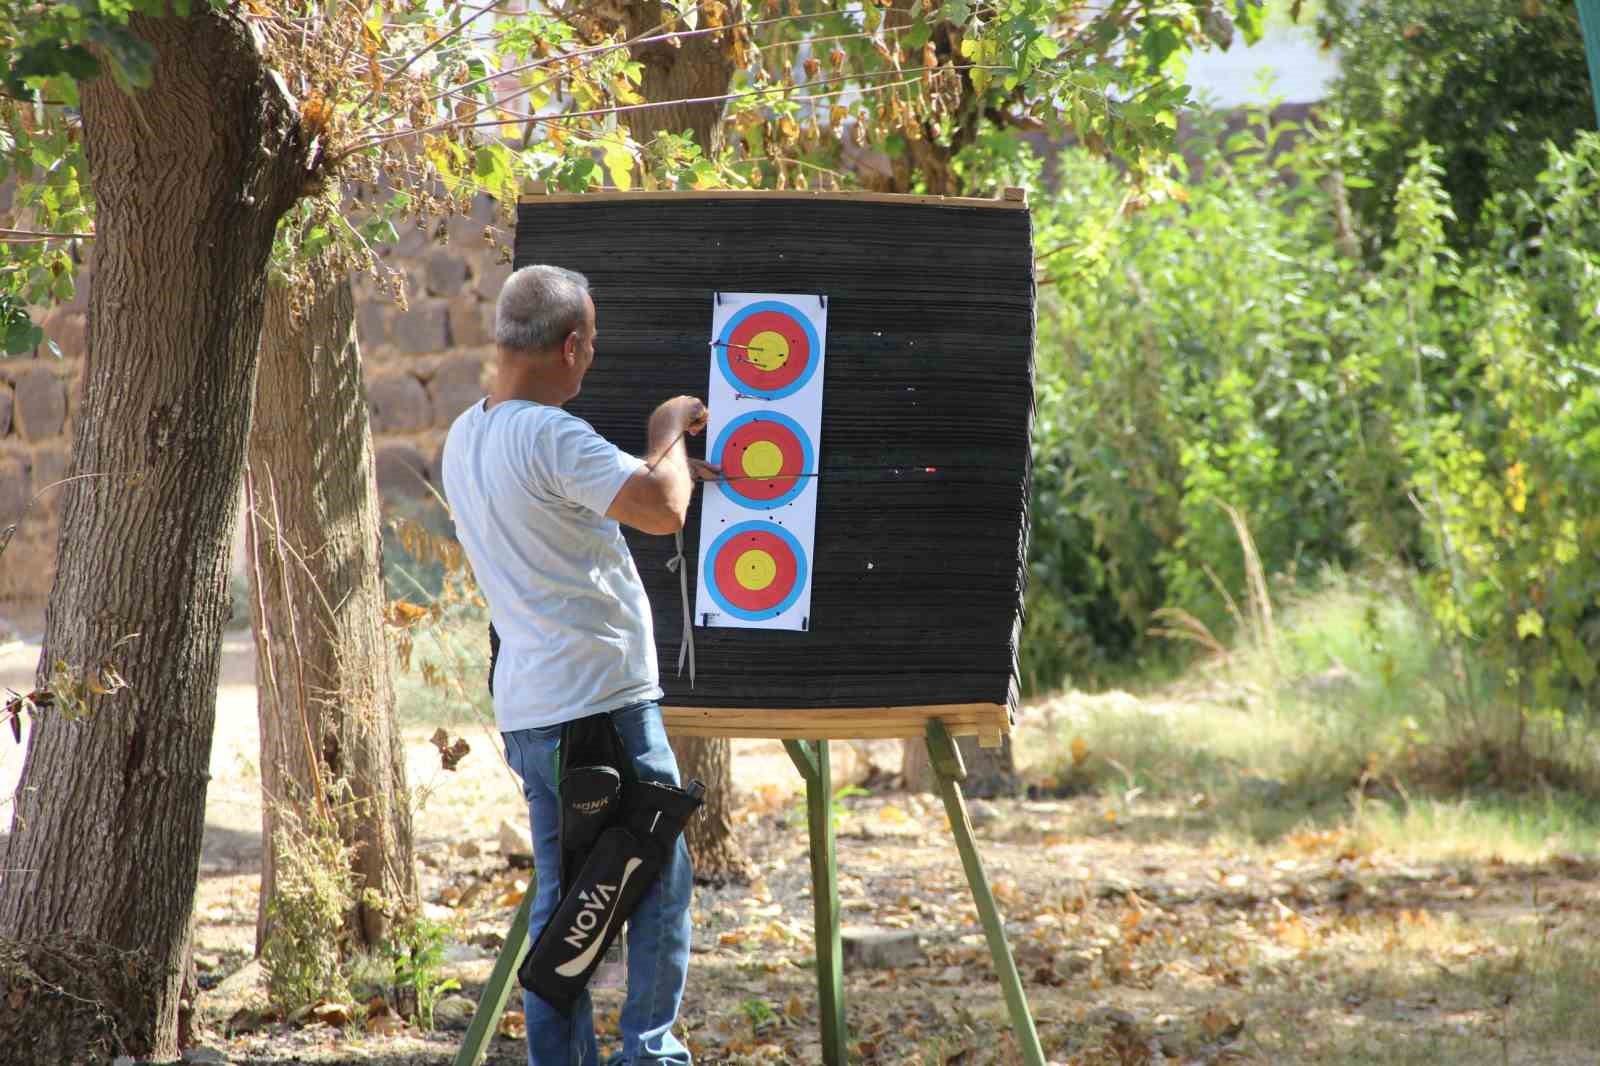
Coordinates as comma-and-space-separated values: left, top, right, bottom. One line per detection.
454, 719, 1043, 1066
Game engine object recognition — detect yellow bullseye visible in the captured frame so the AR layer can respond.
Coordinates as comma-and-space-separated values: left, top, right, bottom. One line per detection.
741, 440, 785, 479
735, 549, 777, 591
744, 330, 791, 371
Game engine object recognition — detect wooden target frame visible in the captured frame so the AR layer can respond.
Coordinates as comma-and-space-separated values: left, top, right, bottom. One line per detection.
511, 188, 1035, 746
466, 190, 1045, 1066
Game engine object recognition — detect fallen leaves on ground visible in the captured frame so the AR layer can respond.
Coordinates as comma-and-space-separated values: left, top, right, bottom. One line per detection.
193, 761, 1600, 1066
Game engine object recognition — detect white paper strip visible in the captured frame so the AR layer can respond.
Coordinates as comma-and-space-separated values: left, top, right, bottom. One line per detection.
693, 292, 827, 631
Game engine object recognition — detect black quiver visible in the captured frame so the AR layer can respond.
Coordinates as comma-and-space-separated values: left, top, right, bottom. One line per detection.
517, 711, 705, 1015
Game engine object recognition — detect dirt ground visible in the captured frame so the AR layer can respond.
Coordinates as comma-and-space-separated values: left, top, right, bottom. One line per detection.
2, 631, 1597, 1066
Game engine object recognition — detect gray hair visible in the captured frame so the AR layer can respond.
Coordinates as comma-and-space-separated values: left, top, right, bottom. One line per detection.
495, 265, 591, 353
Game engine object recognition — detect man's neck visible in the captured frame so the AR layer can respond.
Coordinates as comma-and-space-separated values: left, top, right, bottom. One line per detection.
488, 350, 569, 409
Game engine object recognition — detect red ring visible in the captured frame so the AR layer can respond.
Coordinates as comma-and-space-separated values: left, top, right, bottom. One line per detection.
722, 420, 806, 501
727, 310, 812, 392
712, 528, 799, 613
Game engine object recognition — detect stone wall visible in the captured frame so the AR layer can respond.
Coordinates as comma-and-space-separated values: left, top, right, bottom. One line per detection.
0, 192, 511, 618
352, 192, 510, 509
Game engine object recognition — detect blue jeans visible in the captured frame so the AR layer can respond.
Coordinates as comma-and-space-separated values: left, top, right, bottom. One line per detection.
503, 701, 694, 1066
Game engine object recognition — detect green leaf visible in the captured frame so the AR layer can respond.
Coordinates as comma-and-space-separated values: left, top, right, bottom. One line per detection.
939, 0, 972, 26
474, 144, 512, 194
84, 24, 156, 89
1233, 1, 1266, 46
3, 43, 101, 98
2, 318, 42, 356
1139, 22, 1185, 73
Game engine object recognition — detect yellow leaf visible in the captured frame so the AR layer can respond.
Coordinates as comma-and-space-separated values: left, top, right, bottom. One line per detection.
386, 600, 428, 628
1517, 609, 1544, 640
1199, 1007, 1244, 1041
610, 75, 644, 106
1271, 916, 1311, 950
603, 145, 635, 191
1070, 735, 1090, 766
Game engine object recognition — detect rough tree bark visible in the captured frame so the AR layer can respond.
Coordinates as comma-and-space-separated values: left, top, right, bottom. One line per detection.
0, 12, 309, 1062
613, 0, 751, 884
619, 0, 739, 154
246, 265, 417, 953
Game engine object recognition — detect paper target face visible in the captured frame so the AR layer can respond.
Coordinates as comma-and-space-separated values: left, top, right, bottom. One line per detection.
703, 521, 808, 621
710, 411, 815, 510
714, 300, 821, 400
697, 292, 826, 631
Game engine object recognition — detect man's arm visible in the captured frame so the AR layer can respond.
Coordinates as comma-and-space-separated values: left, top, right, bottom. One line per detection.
607, 396, 708, 535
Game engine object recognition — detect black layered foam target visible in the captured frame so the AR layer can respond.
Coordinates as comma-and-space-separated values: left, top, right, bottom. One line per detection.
514, 194, 1033, 715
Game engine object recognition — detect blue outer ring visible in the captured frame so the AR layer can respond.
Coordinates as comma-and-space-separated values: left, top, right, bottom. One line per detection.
715, 300, 823, 400
710, 411, 815, 511
703, 520, 809, 622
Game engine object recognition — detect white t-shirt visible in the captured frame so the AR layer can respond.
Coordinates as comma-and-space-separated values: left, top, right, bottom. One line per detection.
441, 399, 663, 731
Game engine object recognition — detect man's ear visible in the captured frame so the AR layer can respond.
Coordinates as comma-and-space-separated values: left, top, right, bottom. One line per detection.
561, 329, 579, 364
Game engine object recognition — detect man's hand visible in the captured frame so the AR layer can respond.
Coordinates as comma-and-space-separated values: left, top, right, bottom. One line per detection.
611, 398, 713, 535
660, 396, 708, 437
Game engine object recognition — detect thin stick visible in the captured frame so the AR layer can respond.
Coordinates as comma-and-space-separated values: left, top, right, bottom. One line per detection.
0, 229, 94, 242
335, 63, 979, 160
346, 8, 842, 141
261, 462, 331, 824
358, 0, 511, 114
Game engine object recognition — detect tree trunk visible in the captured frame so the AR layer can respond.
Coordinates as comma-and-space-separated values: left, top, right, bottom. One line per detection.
246, 266, 416, 954
0, 12, 307, 1062
902, 734, 1019, 799
620, 0, 739, 153
668, 734, 751, 885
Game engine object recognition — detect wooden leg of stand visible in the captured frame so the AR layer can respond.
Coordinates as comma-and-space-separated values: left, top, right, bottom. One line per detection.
925, 719, 1046, 1066
454, 875, 535, 1066
784, 739, 849, 1066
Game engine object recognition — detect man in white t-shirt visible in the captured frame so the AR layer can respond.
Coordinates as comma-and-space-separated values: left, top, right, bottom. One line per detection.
442, 264, 707, 1066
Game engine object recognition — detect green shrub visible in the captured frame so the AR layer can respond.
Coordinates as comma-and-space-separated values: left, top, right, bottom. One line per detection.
261, 807, 356, 1013
1027, 109, 1365, 690
1372, 138, 1600, 730
1024, 109, 1600, 747
1316, 0, 1595, 254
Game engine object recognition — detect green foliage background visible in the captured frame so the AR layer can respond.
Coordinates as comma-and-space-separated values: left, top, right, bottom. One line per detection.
1314, 0, 1595, 253
1022, 109, 1600, 745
